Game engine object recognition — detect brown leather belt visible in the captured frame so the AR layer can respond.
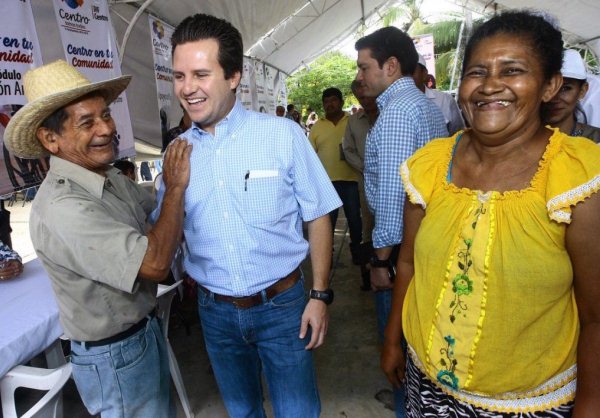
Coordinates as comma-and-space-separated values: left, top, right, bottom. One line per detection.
199, 268, 301, 309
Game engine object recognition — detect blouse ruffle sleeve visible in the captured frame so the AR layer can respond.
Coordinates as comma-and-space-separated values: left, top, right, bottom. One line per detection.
545, 132, 600, 224
400, 137, 453, 209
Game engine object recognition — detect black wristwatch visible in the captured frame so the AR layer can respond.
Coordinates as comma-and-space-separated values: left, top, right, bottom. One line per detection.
369, 254, 391, 268
309, 288, 334, 305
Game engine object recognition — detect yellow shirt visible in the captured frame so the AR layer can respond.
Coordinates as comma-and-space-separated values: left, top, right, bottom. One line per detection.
400, 129, 600, 412
309, 114, 359, 182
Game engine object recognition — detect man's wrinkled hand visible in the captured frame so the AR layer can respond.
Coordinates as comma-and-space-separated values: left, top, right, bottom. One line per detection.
162, 138, 192, 190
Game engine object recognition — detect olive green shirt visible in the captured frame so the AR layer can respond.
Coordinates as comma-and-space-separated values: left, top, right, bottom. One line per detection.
30, 156, 155, 341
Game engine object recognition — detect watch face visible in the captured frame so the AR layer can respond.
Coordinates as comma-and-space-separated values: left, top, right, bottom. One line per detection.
310, 289, 334, 305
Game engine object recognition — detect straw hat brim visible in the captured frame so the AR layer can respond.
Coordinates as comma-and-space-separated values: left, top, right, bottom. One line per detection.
4, 75, 131, 159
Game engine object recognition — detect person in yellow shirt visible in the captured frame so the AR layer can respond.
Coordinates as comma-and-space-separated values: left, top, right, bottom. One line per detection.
382, 10, 600, 417
309, 87, 362, 263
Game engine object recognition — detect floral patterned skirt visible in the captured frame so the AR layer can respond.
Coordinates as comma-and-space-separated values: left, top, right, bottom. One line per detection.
405, 355, 574, 418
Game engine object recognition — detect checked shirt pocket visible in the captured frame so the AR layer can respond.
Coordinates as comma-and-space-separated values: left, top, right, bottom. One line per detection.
242, 171, 283, 225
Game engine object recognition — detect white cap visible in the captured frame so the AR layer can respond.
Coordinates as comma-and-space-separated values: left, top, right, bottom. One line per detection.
417, 53, 427, 68
561, 49, 586, 80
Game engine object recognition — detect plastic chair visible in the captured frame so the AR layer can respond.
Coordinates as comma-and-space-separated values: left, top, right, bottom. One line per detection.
0, 362, 72, 418
157, 246, 194, 418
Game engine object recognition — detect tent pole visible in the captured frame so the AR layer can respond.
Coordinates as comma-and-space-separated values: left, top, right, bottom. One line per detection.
449, 18, 465, 92
119, 0, 156, 62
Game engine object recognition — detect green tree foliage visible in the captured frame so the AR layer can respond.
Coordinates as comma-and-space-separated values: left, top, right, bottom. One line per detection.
383, 0, 424, 31
409, 18, 485, 90
286, 51, 358, 118
409, 18, 462, 54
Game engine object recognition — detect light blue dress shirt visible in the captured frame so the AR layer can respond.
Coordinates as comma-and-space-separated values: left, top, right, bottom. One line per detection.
364, 77, 448, 249
153, 100, 341, 296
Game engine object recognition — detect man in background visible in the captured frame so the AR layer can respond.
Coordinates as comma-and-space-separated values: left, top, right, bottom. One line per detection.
355, 27, 448, 417
310, 87, 362, 265
113, 159, 136, 181
275, 105, 285, 117
342, 80, 378, 290
285, 103, 296, 120
413, 54, 465, 135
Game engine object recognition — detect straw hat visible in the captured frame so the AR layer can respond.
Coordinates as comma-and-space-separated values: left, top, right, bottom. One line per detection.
4, 60, 131, 159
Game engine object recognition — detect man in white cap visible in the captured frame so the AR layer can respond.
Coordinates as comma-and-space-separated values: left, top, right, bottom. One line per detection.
4, 60, 192, 418
413, 53, 465, 135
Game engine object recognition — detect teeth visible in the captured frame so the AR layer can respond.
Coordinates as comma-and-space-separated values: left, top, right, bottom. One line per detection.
188, 98, 206, 104
477, 100, 510, 107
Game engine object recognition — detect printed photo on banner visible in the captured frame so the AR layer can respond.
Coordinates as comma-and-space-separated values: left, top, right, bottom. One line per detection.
148, 15, 175, 140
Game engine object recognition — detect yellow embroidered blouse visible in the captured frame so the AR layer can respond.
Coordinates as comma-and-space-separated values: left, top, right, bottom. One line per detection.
401, 129, 600, 409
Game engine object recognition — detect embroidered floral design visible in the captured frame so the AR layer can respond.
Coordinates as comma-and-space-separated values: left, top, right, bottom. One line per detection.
452, 274, 473, 296
437, 335, 459, 389
450, 238, 473, 323
449, 203, 485, 323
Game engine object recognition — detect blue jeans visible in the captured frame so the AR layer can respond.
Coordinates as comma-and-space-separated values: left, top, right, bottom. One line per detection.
198, 278, 320, 418
70, 317, 173, 418
376, 289, 406, 418
331, 181, 362, 248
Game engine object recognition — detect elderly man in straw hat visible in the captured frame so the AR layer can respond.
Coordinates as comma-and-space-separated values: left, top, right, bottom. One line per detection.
4, 60, 192, 418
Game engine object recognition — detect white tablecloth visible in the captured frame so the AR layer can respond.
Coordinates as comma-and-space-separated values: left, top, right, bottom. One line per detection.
0, 258, 63, 377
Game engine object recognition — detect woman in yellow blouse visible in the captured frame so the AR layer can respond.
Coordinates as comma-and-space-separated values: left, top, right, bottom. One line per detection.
381, 10, 600, 418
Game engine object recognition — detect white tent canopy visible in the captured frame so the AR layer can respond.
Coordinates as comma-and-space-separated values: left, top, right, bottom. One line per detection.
112, 0, 395, 75
461, 0, 600, 58
105, 0, 398, 155
30, 1, 600, 157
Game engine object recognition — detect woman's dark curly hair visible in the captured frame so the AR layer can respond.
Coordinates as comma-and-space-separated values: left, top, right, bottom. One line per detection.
462, 10, 563, 81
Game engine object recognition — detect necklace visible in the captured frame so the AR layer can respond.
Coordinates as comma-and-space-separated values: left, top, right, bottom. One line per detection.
570, 118, 583, 137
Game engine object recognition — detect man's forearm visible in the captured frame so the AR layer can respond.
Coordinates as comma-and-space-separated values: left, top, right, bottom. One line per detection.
307, 214, 332, 290
139, 186, 186, 281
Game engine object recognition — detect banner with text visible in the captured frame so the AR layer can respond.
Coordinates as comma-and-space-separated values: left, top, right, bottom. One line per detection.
53, 0, 134, 159
254, 61, 268, 113
237, 57, 255, 111
276, 72, 288, 108
0, 1, 49, 196
148, 15, 174, 136
0, 0, 43, 105
413, 34, 436, 78
264, 64, 278, 115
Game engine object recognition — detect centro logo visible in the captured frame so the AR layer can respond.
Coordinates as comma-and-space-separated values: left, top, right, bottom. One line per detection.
152, 20, 165, 39
63, 0, 84, 9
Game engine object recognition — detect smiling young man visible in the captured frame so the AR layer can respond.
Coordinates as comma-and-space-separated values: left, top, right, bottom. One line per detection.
354, 27, 448, 418
154, 13, 341, 418
4, 60, 192, 417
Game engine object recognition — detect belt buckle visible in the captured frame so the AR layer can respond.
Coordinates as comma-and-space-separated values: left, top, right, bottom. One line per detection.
232, 298, 244, 308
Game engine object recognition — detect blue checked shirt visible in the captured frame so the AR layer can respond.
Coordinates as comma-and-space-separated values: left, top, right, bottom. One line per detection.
364, 77, 448, 249
153, 100, 341, 296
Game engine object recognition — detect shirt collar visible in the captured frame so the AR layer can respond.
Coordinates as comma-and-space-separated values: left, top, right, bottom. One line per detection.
376, 77, 417, 110
49, 155, 120, 199
324, 112, 349, 125
191, 99, 246, 139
